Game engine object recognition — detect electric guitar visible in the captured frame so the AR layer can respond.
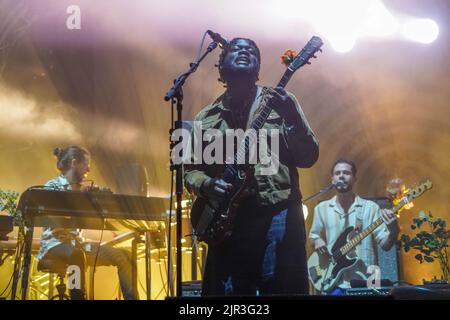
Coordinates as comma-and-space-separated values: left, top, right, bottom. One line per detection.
307, 178, 433, 293
190, 36, 323, 245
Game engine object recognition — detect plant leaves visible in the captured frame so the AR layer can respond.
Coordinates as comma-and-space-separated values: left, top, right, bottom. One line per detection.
400, 234, 410, 242
403, 211, 449, 272
415, 253, 423, 263
419, 211, 427, 219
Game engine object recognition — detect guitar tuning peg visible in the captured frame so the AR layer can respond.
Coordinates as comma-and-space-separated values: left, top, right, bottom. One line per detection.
313, 55, 317, 58
307, 61, 311, 65
319, 49, 323, 52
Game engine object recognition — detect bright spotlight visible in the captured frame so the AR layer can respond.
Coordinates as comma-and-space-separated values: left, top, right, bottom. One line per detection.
329, 36, 356, 53
362, 0, 398, 37
267, 0, 439, 52
401, 18, 439, 44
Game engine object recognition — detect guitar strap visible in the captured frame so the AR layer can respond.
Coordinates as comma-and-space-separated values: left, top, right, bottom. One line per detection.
355, 207, 363, 233
343, 211, 350, 229
245, 86, 264, 129
355, 219, 363, 233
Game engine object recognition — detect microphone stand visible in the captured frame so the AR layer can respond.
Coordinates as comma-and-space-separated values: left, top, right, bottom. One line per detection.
164, 41, 218, 298
302, 183, 335, 205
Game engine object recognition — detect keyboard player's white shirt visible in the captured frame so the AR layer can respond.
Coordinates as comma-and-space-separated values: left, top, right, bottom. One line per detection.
37, 175, 81, 260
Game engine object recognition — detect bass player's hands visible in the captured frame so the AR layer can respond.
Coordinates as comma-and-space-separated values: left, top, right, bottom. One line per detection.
380, 208, 399, 233
314, 238, 328, 255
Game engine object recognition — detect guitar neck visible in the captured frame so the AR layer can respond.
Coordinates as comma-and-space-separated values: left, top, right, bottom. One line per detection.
277, 67, 294, 89
222, 68, 294, 182
339, 198, 407, 256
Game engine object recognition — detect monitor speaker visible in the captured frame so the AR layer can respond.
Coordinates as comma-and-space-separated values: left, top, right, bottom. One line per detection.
365, 197, 400, 283
181, 281, 202, 297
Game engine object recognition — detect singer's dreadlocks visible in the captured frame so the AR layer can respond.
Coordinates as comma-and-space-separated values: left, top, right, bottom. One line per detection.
217, 38, 261, 85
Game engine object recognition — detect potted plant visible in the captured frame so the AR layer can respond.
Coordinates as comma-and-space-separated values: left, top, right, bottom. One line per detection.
400, 211, 450, 282
0, 189, 24, 234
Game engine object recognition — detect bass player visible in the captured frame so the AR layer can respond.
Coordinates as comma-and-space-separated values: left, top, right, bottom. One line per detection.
308, 159, 399, 294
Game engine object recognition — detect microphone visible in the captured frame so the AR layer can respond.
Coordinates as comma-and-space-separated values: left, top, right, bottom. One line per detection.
207, 30, 229, 48
321, 181, 345, 192
320, 183, 335, 193
334, 181, 346, 188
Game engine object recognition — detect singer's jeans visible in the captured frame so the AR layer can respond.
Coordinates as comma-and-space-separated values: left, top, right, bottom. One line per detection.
201, 199, 309, 296
45, 243, 137, 300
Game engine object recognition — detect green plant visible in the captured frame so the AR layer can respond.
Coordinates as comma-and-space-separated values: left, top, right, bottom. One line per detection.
400, 211, 449, 282
0, 189, 24, 230
0, 189, 18, 213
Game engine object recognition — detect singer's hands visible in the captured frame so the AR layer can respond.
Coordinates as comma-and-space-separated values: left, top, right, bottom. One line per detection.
267, 87, 298, 122
314, 238, 328, 255
200, 178, 233, 200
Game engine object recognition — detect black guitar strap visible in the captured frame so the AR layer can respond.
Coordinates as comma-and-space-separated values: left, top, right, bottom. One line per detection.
355, 219, 363, 233
245, 86, 264, 129
355, 207, 363, 233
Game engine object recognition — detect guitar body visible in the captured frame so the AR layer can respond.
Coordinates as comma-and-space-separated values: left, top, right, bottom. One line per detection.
190, 167, 254, 245
308, 226, 359, 293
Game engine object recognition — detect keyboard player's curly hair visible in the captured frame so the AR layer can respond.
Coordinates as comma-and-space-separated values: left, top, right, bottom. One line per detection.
53, 146, 89, 172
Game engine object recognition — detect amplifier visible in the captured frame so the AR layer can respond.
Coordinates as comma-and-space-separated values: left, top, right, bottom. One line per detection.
344, 287, 393, 296
0, 216, 13, 240
390, 284, 450, 299
181, 280, 202, 297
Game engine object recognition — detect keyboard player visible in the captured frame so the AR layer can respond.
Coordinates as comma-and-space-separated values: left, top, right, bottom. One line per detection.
36, 146, 137, 300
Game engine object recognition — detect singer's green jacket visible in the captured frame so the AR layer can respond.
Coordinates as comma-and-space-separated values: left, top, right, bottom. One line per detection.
183, 86, 319, 206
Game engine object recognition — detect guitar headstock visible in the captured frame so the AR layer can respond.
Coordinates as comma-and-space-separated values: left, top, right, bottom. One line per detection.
288, 36, 323, 71
405, 178, 433, 202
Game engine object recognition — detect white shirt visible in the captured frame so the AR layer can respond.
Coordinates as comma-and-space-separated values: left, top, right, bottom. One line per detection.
309, 195, 390, 287
37, 175, 80, 260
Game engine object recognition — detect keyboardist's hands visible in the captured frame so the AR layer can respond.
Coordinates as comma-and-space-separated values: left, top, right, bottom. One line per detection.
81, 185, 100, 192
81, 185, 113, 193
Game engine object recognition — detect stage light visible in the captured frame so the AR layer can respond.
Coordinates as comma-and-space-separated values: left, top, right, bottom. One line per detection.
401, 18, 439, 44
268, 0, 396, 52
328, 36, 356, 53
361, 0, 398, 38
267, 0, 439, 52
